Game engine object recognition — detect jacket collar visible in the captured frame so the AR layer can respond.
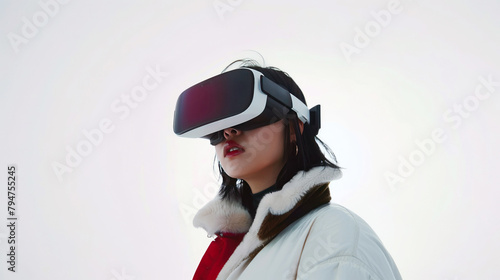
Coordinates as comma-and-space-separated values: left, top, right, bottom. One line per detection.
193, 166, 341, 235
193, 166, 342, 279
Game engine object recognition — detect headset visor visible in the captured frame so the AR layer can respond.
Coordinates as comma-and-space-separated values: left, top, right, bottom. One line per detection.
173, 69, 256, 136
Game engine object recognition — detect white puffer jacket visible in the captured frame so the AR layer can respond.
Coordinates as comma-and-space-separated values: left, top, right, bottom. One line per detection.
193, 166, 402, 280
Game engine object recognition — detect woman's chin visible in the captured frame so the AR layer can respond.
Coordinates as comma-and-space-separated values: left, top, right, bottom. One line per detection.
223, 169, 246, 180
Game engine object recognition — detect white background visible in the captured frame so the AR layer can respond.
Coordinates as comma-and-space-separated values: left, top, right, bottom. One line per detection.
1, 0, 499, 279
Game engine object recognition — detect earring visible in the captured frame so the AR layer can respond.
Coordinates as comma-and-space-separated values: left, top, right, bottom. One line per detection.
295, 143, 298, 156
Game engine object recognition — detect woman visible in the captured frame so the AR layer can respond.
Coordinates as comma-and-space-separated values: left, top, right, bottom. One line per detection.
174, 60, 402, 279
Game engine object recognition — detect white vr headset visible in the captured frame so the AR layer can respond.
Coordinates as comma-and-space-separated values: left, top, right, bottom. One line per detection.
173, 67, 320, 145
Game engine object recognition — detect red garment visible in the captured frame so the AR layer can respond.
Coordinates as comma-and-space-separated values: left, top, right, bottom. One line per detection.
193, 232, 246, 280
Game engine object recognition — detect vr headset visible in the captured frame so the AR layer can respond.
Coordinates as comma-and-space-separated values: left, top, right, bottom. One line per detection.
173, 67, 321, 145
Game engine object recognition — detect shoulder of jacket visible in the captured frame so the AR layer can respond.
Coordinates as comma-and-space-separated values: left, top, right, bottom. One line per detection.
296, 204, 401, 279
304, 204, 380, 255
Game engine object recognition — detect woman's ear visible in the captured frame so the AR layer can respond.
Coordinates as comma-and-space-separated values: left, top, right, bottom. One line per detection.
298, 121, 304, 134
290, 120, 304, 142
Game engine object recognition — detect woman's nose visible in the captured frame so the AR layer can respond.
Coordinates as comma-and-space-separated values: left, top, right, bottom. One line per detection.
223, 128, 241, 139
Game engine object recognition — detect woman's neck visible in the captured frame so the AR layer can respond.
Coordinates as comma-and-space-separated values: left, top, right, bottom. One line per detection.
244, 163, 284, 194
250, 184, 278, 218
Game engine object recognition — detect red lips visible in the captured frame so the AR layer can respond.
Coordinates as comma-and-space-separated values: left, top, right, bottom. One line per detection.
223, 140, 245, 158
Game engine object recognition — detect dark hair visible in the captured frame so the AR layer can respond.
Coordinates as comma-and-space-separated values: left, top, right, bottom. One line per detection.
217, 59, 341, 208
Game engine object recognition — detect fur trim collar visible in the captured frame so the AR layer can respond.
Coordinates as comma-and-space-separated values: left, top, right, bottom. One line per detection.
193, 194, 252, 236
193, 166, 342, 279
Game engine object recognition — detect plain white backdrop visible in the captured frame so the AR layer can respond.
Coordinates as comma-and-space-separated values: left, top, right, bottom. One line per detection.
1, 0, 499, 279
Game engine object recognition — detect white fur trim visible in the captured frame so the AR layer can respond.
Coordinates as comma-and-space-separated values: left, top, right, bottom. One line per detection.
193, 196, 252, 235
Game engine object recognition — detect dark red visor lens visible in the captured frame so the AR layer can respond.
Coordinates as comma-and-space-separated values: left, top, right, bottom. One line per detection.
173, 69, 254, 135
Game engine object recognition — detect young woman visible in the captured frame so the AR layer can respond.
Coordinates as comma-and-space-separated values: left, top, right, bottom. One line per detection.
174, 60, 402, 280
